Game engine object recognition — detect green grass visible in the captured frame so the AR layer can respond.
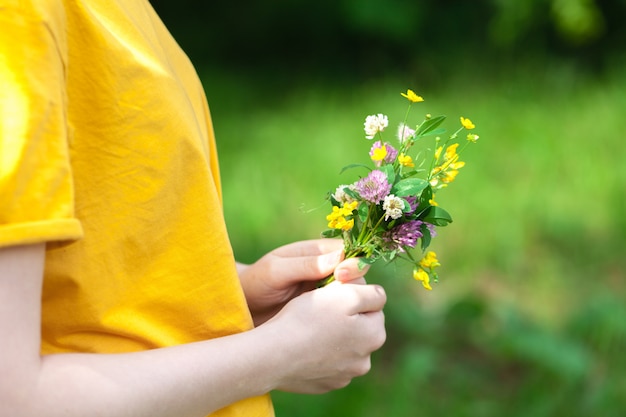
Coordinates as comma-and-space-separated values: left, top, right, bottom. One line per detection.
201, 63, 626, 416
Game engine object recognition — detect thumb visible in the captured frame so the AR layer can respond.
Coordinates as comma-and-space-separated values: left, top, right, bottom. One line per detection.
334, 257, 370, 284
268, 248, 344, 285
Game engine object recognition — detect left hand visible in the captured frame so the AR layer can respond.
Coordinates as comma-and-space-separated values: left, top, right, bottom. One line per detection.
237, 239, 370, 326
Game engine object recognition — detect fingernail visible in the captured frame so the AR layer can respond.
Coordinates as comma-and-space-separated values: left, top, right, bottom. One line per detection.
334, 267, 347, 282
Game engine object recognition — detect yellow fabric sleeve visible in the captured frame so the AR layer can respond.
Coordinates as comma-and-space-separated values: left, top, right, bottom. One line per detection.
0, 1, 83, 247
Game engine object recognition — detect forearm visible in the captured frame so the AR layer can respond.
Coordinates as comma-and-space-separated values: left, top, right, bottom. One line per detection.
10, 326, 282, 417
235, 261, 250, 276
1, 244, 385, 417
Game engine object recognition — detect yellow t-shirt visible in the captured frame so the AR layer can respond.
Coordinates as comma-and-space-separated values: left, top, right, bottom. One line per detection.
0, 1, 274, 416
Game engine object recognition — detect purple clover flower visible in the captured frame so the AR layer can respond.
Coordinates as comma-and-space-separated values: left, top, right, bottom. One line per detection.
404, 196, 419, 214
383, 220, 423, 252
355, 170, 392, 204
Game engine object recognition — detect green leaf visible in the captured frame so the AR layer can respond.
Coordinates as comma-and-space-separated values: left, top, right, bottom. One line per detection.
340, 163, 371, 174
357, 202, 369, 222
420, 223, 432, 251
358, 257, 378, 269
421, 127, 446, 137
379, 165, 395, 185
417, 186, 433, 213
422, 206, 453, 226
416, 115, 446, 137
391, 178, 429, 197
343, 187, 360, 201
322, 229, 342, 238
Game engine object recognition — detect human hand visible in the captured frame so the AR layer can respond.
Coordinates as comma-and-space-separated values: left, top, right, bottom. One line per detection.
238, 239, 370, 326
260, 281, 387, 393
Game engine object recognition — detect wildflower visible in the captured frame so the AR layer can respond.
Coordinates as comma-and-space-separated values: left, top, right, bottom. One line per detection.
341, 200, 359, 214
442, 168, 460, 184
444, 143, 459, 162
354, 170, 392, 204
419, 251, 441, 269
383, 220, 423, 251
332, 184, 357, 205
364, 114, 389, 139
382, 194, 405, 220
369, 141, 398, 166
326, 201, 358, 231
460, 116, 475, 130
431, 143, 465, 188
397, 123, 416, 143
370, 142, 387, 164
429, 194, 438, 206
398, 153, 415, 168
467, 133, 479, 143
413, 268, 432, 290
401, 89, 424, 103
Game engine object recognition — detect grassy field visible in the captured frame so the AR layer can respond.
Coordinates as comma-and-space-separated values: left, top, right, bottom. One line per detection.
202, 62, 626, 416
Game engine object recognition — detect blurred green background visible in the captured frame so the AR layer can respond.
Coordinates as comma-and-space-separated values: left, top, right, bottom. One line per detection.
152, 1, 626, 416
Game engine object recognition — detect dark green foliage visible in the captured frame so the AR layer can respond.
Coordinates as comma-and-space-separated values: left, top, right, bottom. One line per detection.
151, 0, 626, 79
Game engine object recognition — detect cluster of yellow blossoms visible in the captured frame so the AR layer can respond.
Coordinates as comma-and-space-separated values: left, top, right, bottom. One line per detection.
413, 251, 441, 290
430, 143, 466, 188
326, 201, 358, 231
429, 116, 479, 190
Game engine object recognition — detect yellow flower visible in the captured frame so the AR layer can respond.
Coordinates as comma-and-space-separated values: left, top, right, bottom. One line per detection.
449, 161, 465, 170
460, 116, 475, 130
419, 251, 441, 269
401, 89, 424, 103
337, 217, 354, 231
444, 143, 459, 161
413, 268, 432, 290
467, 133, 479, 143
341, 201, 359, 215
370, 145, 387, 162
398, 153, 415, 167
442, 169, 460, 184
428, 195, 438, 206
327, 202, 357, 230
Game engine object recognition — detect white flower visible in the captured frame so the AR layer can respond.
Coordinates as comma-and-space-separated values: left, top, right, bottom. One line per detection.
364, 114, 389, 139
397, 123, 416, 143
332, 184, 357, 205
382, 194, 404, 220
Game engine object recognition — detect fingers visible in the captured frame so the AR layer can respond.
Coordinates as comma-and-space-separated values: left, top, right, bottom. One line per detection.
271, 239, 344, 258
323, 283, 387, 315
264, 239, 370, 285
333, 257, 370, 283
350, 284, 387, 314
266, 249, 343, 284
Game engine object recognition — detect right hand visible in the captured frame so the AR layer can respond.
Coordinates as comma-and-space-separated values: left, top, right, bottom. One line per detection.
262, 281, 387, 393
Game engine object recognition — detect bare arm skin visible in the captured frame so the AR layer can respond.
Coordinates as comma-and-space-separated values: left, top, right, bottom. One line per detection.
0, 243, 386, 417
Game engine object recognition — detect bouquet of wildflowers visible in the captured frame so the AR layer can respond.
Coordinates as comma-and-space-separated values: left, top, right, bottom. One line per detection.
321, 89, 479, 290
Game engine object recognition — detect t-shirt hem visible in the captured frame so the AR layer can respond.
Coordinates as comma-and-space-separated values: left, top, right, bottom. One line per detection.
0, 219, 83, 248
